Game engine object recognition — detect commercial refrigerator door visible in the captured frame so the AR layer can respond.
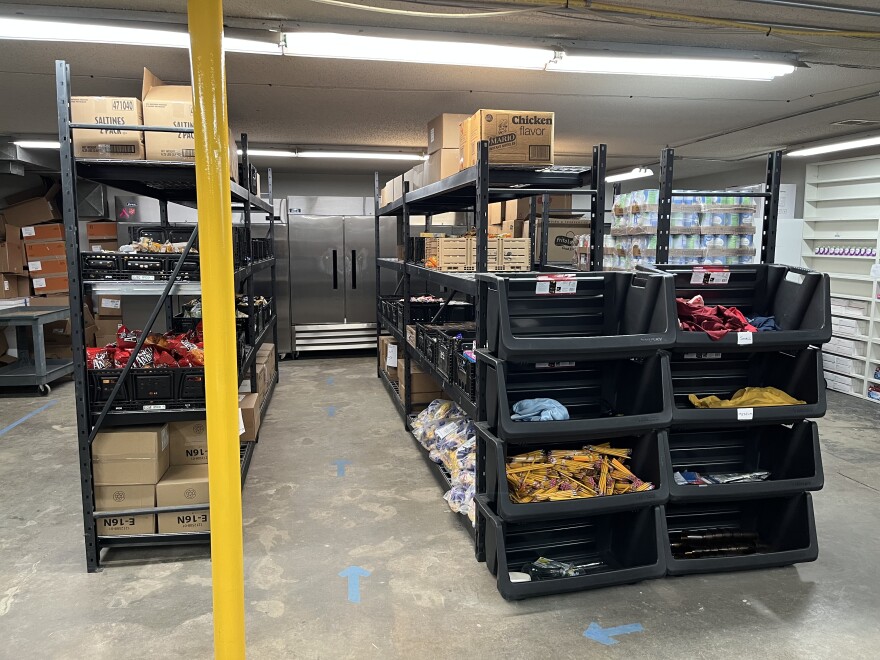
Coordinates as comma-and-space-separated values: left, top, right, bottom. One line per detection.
290, 215, 345, 324
342, 216, 397, 323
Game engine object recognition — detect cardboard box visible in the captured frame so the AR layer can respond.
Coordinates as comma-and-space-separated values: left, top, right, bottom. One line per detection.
535, 220, 590, 263
378, 335, 398, 380
256, 343, 275, 359
380, 184, 392, 208
461, 109, 554, 168
425, 148, 459, 185
86, 221, 118, 240
142, 68, 195, 162
25, 240, 67, 277
88, 240, 119, 253
500, 218, 524, 238
392, 175, 404, 201
516, 194, 572, 220
169, 420, 208, 466
256, 362, 269, 397
157, 464, 210, 533
20, 223, 64, 243
0, 274, 28, 299
0, 212, 5, 240
239, 393, 261, 441
96, 334, 118, 347
404, 164, 424, 191
398, 359, 443, 404
0, 231, 24, 274
92, 425, 170, 486
93, 294, 122, 316
488, 202, 503, 226
2, 184, 62, 228
30, 275, 68, 295
94, 484, 156, 536
95, 316, 123, 336
70, 96, 145, 160
427, 113, 470, 154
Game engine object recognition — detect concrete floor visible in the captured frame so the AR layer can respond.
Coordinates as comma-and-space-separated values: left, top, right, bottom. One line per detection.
1, 355, 879, 659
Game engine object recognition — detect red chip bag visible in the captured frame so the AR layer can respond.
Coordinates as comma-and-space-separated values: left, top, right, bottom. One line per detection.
116, 325, 139, 349
113, 349, 131, 368
86, 347, 109, 370
193, 321, 204, 344
178, 357, 192, 368
133, 346, 154, 368
186, 348, 205, 367
154, 350, 178, 368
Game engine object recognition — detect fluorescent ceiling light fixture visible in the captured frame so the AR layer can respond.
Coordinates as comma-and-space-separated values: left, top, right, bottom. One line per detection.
548, 55, 795, 81
297, 151, 426, 161
14, 140, 61, 149
283, 32, 553, 70
0, 17, 280, 54
238, 148, 426, 161
606, 167, 654, 183
788, 135, 880, 157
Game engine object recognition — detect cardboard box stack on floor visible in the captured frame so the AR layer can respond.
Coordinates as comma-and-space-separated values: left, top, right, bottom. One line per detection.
378, 335, 398, 382
159, 422, 210, 533
2, 184, 62, 299
92, 424, 171, 536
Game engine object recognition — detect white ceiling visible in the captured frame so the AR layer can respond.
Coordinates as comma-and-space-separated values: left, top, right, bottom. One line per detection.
1, 0, 880, 178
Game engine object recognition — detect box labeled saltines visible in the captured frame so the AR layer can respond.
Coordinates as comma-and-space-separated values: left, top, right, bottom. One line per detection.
70, 96, 145, 160
460, 110, 554, 168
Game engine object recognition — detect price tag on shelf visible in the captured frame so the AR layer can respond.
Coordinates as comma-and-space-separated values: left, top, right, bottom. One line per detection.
690, 267, 730, 285
737, 408, 754, 421
737, 332, 753, 346
536, 274, 578, 294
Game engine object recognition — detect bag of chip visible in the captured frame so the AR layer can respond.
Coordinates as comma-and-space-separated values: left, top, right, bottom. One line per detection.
86, 347, 110, 370
116, 325, 139, 349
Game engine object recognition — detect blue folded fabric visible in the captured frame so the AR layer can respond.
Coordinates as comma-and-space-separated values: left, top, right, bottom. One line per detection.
748, 315, 781, 332
511, 398, 570, 422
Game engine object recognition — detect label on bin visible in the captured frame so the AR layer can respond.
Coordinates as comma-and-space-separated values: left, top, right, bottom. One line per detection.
684, 352, 721, 360
143, 404, 167, 411
737, 332, 753, 345
536, 361, 575, 368
28, 260, 42, 271
690, 267, 730, 285
386, 344, 398, 368
536, 274, 578, 295
737, 408, 754, 421
131, 274, 155, 281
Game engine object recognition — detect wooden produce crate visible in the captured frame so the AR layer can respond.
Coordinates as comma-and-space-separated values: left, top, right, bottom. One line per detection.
424, 237, 472, 271
489, 237, 531, 272
424, 237, 531, 272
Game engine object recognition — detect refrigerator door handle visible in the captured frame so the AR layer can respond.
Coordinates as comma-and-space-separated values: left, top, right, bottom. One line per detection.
332, 249, 338, 289
351, 249, 357, 289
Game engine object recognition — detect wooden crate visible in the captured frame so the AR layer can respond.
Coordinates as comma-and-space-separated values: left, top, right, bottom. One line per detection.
490, 237, 531, 271
424, 237, 471, 271
424, 237, 531, 272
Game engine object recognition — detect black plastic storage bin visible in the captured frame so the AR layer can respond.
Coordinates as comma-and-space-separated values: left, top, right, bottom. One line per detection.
663, 493, 818, 575
435, 325, 475, 381
88, 367, 206, 412
670, 348, 825, 427
642, 264, 831, 351
480, 423, 669, 521
480, 350, 673, 442
667, 422, 823, 502
477, 496, 665, 600
480, 270, 675, 361
454, 352, 476, 401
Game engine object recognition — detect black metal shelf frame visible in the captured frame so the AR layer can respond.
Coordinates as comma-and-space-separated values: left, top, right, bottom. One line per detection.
56, 59, 280, 571
374, 143, 608, 558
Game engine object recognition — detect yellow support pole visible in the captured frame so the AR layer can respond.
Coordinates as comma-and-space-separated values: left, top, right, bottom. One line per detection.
187, 1, 246, 657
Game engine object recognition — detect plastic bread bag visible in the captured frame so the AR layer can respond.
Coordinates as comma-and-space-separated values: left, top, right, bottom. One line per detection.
411, 400, 461, 442
426, 417, 472, 459
418, 416, 467, 451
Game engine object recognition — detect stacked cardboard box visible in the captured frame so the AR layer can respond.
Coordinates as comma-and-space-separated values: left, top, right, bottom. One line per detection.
70, 95, 145, 160
2, 184, 62, 299
157, 464, 210, 533
93, 293, 122, 346
92, 425, 171, 536
86, 221, 119, 253
459, 109, 555, 169
378, 335, 398, 381
398, 358, 443, 404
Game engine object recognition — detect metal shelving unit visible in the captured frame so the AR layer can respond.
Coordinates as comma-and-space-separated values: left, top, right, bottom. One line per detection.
56, 60, 279, 571
374, 141, 607, 554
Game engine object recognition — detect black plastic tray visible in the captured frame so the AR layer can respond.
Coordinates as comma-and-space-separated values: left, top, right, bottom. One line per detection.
668, 422, 823, 502
670, 348, 825, 427
480, 423, 669, 521
480, 350, 673, 442
88, 367, 205, 412
454, 352, 476, 401
481, 270, 675, 361
663, 493, 818, 575
477, 496, 665, 600
642, 264, 831, 351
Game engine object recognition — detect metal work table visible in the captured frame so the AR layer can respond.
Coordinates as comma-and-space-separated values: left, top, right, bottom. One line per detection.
0, 305, 74, 394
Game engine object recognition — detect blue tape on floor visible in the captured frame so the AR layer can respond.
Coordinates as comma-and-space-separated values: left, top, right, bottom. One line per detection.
339, 566, 370, 603
332, 459, 351, 476
583, 622, 644, 646
0, 399, 58, 437
327, 405, 337, 417
326, 377, 334, 385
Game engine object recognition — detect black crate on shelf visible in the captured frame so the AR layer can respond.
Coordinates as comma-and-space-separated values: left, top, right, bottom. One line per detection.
477, 496, 665, 600
643, 264, 831, 351
482, 270, 675, 361
410, 301, 447, 323
81, 253, 122, 280
669, 347, 825, 427
435, 324, 476, 380
481, 424, 669, 521
454, 352, 476, 401
88, 367, 206, 412
415, 323, 442, 357
663, 493, 818, 575
481, 351, 673, 442
667, 422, 823, 502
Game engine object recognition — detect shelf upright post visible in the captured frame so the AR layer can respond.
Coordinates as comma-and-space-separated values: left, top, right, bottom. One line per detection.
657, 148, 675, 265
268, 167, 279, 382
402, 182, 412, 422
761, 150, 783, 264
528, 196, 537, 267
375, 171, 382, 377
590, 144, 607, 271
56, 59, 99, 573
187, 1, 246, 654
539, 193, 550, 268
242, 134, 257, 392
475, 140, 490, 562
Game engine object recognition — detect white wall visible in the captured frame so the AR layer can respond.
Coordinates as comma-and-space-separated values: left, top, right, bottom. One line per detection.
268, 172, 395, 200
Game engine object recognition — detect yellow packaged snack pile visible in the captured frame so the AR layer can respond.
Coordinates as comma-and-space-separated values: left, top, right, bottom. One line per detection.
506, 443, 654, 503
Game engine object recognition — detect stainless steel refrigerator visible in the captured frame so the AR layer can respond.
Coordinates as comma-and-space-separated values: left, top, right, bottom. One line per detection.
283, 196, 396, 355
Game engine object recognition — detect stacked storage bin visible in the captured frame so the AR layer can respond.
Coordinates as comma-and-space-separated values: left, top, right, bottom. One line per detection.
647, 264, 830, 575
473, 270, 677, 599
